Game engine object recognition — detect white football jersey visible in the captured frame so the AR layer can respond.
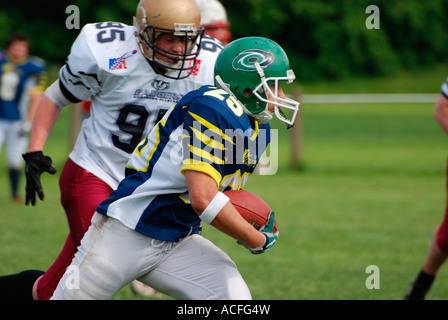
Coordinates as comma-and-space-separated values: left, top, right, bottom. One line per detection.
59, 22, 223, 189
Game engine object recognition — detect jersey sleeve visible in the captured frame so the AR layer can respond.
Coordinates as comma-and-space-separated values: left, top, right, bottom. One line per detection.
181, 88, 251, 187
180, 93, 245, 187
58, 24, 102, 103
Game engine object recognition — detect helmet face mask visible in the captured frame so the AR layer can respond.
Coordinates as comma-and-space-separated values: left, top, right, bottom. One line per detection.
214, 37, 299, 127
252, 66, 299, 127
134, 0, 204, 79
138, 25, 204, 77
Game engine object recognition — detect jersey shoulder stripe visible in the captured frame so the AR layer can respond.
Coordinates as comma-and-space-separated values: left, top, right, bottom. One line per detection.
179, 86, 270, 189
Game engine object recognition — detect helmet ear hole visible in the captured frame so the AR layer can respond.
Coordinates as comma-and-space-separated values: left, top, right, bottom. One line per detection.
243, 88, 252, 97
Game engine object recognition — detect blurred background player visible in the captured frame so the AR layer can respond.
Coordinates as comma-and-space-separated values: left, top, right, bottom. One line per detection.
0, 0, 223, 300
50, 36, 297, 300
405, 77, 448, 299
196, 0, 231, 46
0, 33, 46, 203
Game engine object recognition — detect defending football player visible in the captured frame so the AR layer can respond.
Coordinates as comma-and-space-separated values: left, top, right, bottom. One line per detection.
51, 36, 299, 299
0, 0, 223, 300
404, 77, 448, 299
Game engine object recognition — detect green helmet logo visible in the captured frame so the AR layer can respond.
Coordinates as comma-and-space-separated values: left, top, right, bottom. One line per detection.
232, 49, 274, 72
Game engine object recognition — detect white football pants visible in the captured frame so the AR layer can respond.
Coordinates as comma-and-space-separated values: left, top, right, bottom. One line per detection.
51, 213, 251, 300
0, 120, 27, 170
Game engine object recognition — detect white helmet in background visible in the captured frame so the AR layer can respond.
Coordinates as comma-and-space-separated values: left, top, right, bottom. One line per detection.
195, 0, 231, 45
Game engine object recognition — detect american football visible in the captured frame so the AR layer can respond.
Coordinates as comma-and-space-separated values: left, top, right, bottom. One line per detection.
3, 0, 447, 302
224, 190, 277, 233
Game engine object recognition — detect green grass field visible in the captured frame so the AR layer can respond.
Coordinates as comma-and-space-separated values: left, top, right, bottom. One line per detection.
0, 71, 447, 300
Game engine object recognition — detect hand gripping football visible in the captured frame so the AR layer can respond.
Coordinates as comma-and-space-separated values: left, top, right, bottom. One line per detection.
224, 190, 277, 233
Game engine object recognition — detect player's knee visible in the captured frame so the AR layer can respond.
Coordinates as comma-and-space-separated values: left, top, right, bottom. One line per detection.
54, 253, 125, 300
217, 268, 252, 300
436, 222, 448, 254
9, 161, 22, 171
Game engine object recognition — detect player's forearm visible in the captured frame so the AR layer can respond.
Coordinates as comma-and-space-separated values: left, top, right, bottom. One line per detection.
185, 170, 265, 248
27, 93, 41, 123
210, 202, 266, 248
27, 95, 62, 152
435, 95, 448, 135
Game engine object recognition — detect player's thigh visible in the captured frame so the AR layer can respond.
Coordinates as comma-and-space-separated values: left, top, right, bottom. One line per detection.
436, 159, 448, 253
52, 214, 148, 300
6, 122, 26, 169
143, 234, 251, 300
0, 120, 7, 149
59, 158, 113, 243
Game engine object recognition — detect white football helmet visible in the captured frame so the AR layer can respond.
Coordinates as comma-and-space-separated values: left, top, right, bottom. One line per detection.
195, 0, 231, 45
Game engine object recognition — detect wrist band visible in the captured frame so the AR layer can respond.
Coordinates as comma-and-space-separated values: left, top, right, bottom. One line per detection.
199, 191, 230, 224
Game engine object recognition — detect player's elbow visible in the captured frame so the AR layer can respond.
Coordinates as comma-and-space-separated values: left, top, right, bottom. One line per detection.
435, 94, 448, 113
184, 170, 220, 216
190, 195, 211, 216
434, 95, 448, 126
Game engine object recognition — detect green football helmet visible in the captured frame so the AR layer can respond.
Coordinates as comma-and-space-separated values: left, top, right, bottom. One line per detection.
214, 37, 299, 126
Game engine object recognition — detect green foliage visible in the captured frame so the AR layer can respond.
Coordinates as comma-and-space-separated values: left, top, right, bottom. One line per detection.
0, 1, 136, 65
225, 0, 448, 81
1, 1, 447, 80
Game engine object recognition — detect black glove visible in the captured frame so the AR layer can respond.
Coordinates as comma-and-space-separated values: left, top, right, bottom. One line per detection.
22, 151, 57, 205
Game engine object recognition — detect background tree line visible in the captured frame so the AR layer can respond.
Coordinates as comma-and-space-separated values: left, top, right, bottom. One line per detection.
1, 0, 447, 82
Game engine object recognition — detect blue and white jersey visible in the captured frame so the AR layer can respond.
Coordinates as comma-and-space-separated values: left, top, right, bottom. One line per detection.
96, 85, 271, 241
0, 51, 46, 121
57, 22, 222, 189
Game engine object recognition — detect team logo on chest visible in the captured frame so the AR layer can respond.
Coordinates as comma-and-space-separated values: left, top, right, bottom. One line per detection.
109, 50, 137, 70
134, 78, 183, 103
151, 79, 170, 90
